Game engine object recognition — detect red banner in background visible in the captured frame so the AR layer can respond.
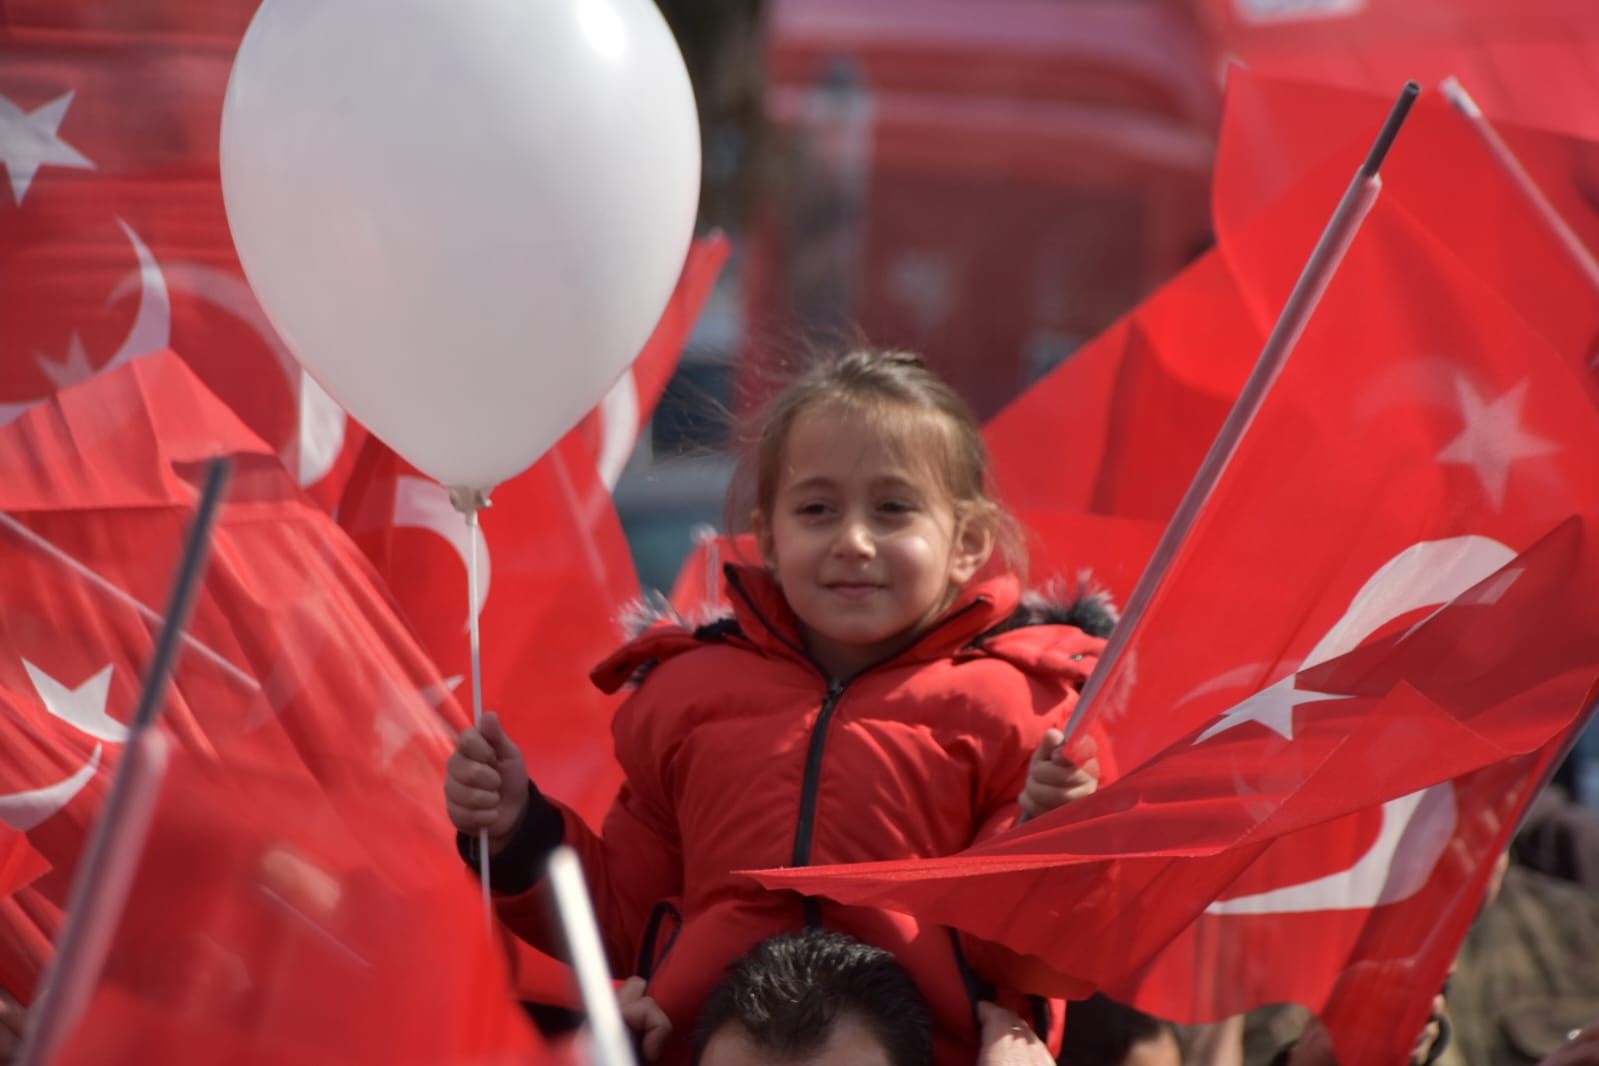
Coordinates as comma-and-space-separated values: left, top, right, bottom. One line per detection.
1196, 0, 1599, 140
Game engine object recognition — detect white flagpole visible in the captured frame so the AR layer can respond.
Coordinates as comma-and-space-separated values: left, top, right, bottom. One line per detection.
549, 846, 637, 1066
449, 487, 495, 934
1439, 77, 1599, 301
1062, 83, 1421, 745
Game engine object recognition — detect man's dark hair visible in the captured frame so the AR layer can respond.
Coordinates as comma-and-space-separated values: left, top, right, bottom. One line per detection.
692, 930, 933, 1066
1060, 994, 1174, 1066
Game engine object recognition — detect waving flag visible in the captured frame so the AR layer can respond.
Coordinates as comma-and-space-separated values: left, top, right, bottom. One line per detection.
1214, 69, 1599, 384
984, 247, 1262, 602
39, 730, 541, 1066
0, 0, 365, 509
755, 86, 1599, 1065
0, 353, 478, 1006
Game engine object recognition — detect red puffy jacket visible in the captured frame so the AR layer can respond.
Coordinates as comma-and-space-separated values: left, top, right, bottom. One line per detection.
490, 564, 1113, 1066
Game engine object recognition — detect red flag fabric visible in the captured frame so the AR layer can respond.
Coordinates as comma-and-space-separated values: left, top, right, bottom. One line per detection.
0, 1, 366, 510
1196, 0, 1599, 141
0, 353, 483, 1011
1213, 69, 1599, 383
41, 731, 541, 1066
754, 99, 1599, 1065
984, 247, 1263, 603
0, 835, 46, 901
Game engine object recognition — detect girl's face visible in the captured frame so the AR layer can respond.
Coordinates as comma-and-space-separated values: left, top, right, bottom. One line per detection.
754, 406, 992, 680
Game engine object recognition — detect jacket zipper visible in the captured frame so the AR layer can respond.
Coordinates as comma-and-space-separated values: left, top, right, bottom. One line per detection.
723, 566, 990, 890
784, 608, 977, 924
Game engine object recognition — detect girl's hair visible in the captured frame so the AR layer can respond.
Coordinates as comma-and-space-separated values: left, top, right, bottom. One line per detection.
726, 348, 1025, 576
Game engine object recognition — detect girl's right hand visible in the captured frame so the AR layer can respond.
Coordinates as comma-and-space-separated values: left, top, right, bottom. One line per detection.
1018, 729, 1099, 818
445, 711, 531, 853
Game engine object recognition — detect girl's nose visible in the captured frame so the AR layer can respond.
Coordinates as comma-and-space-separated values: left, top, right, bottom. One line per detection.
833, 518, 875, 558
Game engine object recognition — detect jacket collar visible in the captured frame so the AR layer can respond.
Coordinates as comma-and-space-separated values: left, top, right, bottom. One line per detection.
720, 563, 1021, 673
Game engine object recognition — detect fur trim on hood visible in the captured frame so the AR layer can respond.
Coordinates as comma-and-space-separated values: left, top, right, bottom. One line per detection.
616, 571, 1119, 644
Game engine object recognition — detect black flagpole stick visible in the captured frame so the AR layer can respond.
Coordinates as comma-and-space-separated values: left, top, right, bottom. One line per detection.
1439, 77, 1599, 299
1061, 83, 1421, 745
17, 458, 232, 1066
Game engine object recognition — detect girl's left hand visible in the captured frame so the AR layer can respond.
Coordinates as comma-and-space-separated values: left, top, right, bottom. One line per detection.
1018, 729, 1099, 818
617, 976, 672, 1062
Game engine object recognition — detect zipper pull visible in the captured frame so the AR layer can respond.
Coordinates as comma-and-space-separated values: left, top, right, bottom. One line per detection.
825, 679, 845, 702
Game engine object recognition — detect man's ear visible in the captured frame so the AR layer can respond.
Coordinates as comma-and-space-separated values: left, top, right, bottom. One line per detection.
751, 510, 777, 573
948, 513, 995, 585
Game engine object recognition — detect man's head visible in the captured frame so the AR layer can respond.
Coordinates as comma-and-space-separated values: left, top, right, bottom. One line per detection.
693, 930, 933, 1066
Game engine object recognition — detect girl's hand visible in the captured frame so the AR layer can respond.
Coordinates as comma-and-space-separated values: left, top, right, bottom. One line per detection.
976, 1002, 1052, 1066
1018, 729, 1099, 818
617, 976, 672, 1062
444, 711, 530, 852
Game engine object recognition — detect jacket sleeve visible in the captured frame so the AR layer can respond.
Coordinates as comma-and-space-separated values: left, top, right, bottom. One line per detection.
475, 684, 686, 979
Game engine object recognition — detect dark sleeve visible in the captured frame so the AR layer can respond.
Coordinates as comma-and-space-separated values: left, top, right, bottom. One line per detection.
455, 778, 566, 895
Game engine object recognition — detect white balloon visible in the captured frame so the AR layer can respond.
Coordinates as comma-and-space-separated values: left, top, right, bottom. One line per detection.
220, 0, 700, 492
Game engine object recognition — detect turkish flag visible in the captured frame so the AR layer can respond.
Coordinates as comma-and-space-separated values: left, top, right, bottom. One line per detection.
0, 352, 480, 1005
1195, 0, 1599, 141
40, 730, 541, 1066
0, 0, 367, 510
755, 99, 1599, 1065
1213, 70, 1599, 383
984, 247, 1262, 604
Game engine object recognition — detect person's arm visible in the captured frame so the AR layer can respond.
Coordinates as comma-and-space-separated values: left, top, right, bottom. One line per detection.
466, 690, 686, 975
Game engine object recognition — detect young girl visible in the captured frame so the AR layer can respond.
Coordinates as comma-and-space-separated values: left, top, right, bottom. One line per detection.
445, 350, 1116, 1066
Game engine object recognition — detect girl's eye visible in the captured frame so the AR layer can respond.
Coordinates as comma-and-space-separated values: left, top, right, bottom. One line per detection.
796, 502, 832, 517
878, 500, 915, 515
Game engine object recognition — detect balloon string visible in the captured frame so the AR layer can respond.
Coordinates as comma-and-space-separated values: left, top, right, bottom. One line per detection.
466, 506, 491, 934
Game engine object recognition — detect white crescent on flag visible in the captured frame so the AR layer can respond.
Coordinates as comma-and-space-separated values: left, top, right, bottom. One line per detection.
0, 744, 103, 832
145, 260, 349, 489
0, 219, 171, 429
392, 475, 491, 629
1201, 535, 1518, 914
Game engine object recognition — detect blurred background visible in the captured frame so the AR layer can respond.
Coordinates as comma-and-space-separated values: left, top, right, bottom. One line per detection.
620, 0, 1222, 594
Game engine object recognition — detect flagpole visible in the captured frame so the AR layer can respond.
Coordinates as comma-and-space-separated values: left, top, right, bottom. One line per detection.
549, 846, 637, 1066
1062, 83, 1421, 745
17, 458, 232, 1066
1438, 78, 1599, 299
449, 487, 495, 934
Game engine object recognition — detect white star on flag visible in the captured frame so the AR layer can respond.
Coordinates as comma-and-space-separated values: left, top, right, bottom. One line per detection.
23, 660, 129, 743
1436, 378, 1560, 511
1195, 674, 1348, 745
0, 90, 95, 206
35, 333, 95, 390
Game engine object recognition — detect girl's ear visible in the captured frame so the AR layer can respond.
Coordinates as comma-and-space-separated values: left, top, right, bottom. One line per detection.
948, 512, 995, 585
751, 509, 777, 572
